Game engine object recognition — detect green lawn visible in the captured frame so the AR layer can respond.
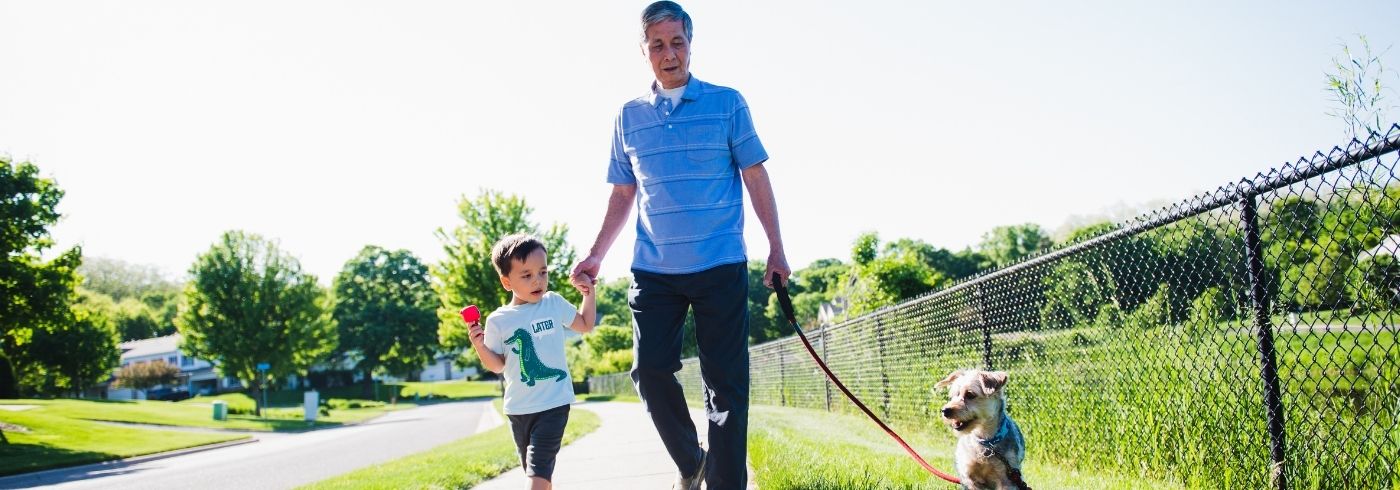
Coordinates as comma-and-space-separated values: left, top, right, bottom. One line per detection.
256, 380, 503, 406
0, 401, 247, 476
300, 407, 600, 490
4, 397, 394, 433
578, 393, 641, 403
748, 405, 1183, 490
394, 380, 502, 400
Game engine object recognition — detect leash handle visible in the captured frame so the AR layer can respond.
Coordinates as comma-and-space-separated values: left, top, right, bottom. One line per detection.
772, 272, 797, 323
770, 273, 962, 485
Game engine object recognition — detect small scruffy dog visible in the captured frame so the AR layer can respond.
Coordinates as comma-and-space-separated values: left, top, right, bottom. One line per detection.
936, 369, 1030, 490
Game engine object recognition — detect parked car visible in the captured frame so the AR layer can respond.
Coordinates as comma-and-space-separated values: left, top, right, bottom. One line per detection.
147, 387, 193, 401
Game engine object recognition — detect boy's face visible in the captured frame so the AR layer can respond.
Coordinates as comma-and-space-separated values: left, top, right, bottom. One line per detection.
500, 248, 549, 304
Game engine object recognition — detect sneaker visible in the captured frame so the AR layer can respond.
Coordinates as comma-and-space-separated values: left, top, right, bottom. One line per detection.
673, 448, 707, 490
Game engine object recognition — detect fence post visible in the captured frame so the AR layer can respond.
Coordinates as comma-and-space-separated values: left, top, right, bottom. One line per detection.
1241, 196, 1289, 490
974, 284, 993, 370
821, 325, 832, 412
876, 317, 891, 419
779, 349, 787, 407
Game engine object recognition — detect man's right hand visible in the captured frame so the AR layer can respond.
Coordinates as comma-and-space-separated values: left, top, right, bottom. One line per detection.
571, 254, 603, 286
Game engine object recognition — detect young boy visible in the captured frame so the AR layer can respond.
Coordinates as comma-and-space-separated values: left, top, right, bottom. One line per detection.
467, 233, 595, 490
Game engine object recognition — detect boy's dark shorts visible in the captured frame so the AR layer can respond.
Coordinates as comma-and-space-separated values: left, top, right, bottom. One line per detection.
507, 403, 570, 481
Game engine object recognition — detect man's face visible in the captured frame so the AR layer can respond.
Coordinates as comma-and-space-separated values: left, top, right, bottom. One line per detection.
501, 248, 549, 304
642, 19, 690, 90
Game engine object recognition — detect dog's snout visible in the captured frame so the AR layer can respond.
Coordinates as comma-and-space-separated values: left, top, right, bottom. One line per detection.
940, 407, 954, 418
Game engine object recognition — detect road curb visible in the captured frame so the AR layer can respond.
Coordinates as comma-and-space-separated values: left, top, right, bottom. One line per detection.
0, 437, 257, 487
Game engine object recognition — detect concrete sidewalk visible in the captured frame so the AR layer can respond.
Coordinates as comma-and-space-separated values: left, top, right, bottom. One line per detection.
473, 401, 756, 489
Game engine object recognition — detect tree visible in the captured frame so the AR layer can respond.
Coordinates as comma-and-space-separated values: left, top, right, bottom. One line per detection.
844, 233, 944, 316
747, 261, 788, 343
78, 256, 179, 301
76, 257, 182, 340
26, 293, 120, 397
177, 231, 336, 416
431, 190, 577, 373
0, 157, 83, 397
884, 239, 989, 281
978, 223, 1055, 268
115, 360, 182, 392
594, 277, 632, 328
332, 246, 439, 397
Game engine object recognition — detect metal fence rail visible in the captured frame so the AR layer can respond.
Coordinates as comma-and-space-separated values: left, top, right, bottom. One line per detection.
591, 124, 1400, 489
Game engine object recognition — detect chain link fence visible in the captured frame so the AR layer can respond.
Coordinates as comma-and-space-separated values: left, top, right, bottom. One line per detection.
591, 124, 1400, 489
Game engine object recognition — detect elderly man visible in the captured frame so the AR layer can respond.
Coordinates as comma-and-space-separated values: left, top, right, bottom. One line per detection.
570, 2, 789, 489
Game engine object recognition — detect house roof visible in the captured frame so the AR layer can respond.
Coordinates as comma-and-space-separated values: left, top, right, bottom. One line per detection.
119, 334, 182, 360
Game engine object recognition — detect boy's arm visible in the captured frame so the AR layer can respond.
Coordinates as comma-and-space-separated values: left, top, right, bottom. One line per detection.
570, 288, 597, 334
469, 321, 505, 373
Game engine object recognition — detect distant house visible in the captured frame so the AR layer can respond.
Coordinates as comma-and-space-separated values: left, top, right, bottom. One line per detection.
382, 354, 478, 383
107, 334, 241, 400
105, 335, 478, 399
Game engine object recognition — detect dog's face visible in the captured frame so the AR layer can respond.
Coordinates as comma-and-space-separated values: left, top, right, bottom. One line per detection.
935, 369, 1008, 434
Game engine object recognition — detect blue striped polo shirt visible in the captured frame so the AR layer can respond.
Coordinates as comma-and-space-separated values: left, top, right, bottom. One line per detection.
608, 76, 769, 275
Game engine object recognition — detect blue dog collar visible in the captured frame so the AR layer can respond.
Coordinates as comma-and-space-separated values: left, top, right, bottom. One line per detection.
977, 410, 1012, 449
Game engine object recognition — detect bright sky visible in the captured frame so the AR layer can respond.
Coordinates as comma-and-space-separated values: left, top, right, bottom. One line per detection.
3, 1, 1398, 285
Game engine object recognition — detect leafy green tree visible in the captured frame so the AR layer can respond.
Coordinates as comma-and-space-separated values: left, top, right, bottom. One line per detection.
26, 294, 120, 397
0, 158, 84, 398
78, 257, 179, 301
884, 239, 988, 281
584, 325, 633, 355
177, 231, 336, 416
845, 233, 944, 316
114, 296, 167, 341
747, 261, 789, 343
1040, 261, 1116, 330
114, 360, 182, 392
767, 258, 850, 329
431, 191, 577, 373
594, 277, 632, 327
332, 246, 440, 397
978, 223, 1055, 268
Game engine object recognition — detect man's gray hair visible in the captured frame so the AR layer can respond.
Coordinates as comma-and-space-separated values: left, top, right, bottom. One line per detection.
641, 1, 692, 43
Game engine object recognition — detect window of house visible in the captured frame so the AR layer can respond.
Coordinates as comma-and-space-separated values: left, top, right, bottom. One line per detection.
167, 356, 177, 365
181, 356, 194, 367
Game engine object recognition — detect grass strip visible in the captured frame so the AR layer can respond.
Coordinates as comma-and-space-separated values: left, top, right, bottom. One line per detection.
748, 405, 1184, 490
0, 406, 246, 476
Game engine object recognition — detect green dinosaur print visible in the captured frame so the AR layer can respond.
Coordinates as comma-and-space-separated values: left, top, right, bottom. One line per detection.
504, 328, 569, 386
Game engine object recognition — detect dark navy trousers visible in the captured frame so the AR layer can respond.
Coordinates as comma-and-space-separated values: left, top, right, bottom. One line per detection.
629, 262, 750, 490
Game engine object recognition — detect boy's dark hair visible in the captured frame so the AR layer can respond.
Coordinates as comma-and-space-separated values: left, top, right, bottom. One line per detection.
491, 233, 548, 277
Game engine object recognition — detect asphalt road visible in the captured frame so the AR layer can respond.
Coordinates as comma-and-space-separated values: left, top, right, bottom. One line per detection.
1, 398, 499, 490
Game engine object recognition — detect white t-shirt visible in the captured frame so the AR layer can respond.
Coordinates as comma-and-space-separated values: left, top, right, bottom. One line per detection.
484, 292, 579, 415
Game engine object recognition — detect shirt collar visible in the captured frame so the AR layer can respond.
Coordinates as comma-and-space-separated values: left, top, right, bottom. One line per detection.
649, 75, 703, 106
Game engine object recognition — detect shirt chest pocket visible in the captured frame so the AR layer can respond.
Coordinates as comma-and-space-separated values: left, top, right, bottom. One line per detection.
685, 122, 730, 166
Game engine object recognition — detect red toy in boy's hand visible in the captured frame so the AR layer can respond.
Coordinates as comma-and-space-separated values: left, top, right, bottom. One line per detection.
460, 305, 480, 324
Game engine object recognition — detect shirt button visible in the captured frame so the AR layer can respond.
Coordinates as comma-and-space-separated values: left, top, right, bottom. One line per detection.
667, 124, 673, 129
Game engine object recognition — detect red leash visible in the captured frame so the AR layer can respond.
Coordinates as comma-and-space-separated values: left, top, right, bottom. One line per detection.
772, 274, 961, 485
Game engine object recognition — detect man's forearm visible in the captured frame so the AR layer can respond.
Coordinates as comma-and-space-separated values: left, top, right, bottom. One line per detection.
742, 164, 784, 252
589, 185, 636, 258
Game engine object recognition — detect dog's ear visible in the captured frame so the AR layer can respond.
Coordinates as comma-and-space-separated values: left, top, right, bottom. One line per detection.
980, 371, 1008, 395
935, 370, 964, 389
